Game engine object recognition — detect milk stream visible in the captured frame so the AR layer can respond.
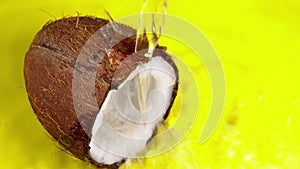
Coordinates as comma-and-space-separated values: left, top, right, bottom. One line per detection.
104, 1, 170, 167
121, 1, 170, 168
135, 0, 167, 55
135, 0, 168, 113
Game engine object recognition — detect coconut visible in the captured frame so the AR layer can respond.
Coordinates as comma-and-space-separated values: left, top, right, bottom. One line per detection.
24, 16, 178, 168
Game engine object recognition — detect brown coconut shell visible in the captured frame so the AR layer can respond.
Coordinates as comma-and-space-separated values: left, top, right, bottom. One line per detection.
24, 16, 178, 168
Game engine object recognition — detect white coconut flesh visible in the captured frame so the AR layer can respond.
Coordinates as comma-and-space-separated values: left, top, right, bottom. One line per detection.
89, 56, 176, 165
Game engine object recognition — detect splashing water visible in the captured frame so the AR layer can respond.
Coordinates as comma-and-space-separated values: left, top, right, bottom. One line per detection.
135, 0, 168, 55
134, 0, 168, 113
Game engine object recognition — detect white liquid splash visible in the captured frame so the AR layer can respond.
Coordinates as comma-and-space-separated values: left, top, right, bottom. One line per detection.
135, 0, 168, 55
135, 0, 168, 113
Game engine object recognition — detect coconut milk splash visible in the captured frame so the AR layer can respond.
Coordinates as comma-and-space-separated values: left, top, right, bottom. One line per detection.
134, 0, 168, 113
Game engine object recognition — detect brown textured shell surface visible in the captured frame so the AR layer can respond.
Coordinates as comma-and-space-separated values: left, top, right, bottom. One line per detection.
24, 16, 178, 168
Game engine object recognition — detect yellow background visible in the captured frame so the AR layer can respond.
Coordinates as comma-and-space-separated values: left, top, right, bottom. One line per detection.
1, 0, 300, 168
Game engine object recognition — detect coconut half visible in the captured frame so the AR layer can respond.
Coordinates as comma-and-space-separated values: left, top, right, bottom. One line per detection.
89, 56, 176, 164
24, 16, 178, 168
